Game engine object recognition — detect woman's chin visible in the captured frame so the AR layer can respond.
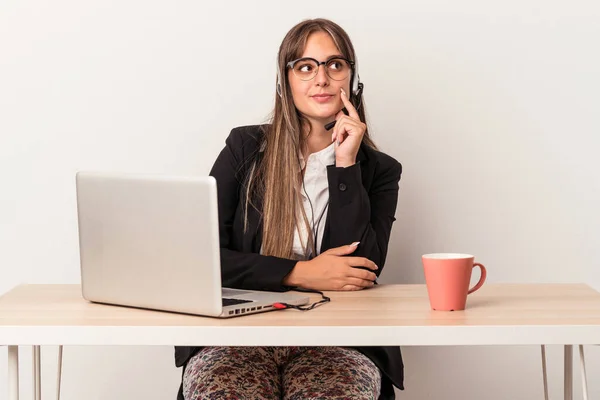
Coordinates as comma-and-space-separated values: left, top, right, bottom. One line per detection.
310, 109, 337, 121
298, 107, 338, 126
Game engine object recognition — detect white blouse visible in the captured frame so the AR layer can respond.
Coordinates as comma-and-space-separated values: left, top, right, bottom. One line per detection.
292, 143, 336, 260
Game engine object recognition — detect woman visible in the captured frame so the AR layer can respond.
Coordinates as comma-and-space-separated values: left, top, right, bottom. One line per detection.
176, 18, 403, 399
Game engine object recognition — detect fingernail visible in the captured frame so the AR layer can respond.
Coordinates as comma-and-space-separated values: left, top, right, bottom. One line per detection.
350, 241, 360, 247
341, 88, 346, 96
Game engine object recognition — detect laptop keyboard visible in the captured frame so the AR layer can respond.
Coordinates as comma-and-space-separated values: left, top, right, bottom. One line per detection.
222, 298, 254, 307
222, 288, 251, 297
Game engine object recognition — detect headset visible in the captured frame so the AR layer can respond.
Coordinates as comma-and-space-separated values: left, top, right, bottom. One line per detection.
276, 57, 364, 106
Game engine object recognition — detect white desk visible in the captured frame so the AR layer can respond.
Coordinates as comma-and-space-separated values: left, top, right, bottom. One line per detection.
2, 283, 600, 399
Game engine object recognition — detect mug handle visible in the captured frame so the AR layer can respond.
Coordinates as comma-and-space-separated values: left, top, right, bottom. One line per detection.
467, 263, 487, 294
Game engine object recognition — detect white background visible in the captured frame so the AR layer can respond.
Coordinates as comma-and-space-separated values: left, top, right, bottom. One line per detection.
1, 0, 599, 398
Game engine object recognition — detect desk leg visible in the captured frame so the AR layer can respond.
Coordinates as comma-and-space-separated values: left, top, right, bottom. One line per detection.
579, 345, 588, 400
541, 345, 549, 400
56, 346, 63, 400
33, 346, 41, 400
564, 345, 573, 400
8, 346, 19, 400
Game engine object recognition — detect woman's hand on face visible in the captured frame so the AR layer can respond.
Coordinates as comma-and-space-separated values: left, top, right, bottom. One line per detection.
331, 88, 366, 168
282, 243, 378, 291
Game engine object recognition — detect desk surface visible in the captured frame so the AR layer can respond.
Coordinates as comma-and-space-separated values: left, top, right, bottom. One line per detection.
1, 284, 600, 346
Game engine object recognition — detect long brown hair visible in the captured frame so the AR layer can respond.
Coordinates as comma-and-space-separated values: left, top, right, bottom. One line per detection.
245, 18, 377, 259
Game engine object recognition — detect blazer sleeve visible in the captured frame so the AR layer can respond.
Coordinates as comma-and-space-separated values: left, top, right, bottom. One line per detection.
209, 127, 298, 291
325, 155, 402, 277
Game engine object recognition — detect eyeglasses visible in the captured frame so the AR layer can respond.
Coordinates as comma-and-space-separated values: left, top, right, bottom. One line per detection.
286, 56, 354, 81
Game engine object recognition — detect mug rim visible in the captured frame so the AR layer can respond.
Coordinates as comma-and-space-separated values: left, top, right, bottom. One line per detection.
422, 253, 474, 260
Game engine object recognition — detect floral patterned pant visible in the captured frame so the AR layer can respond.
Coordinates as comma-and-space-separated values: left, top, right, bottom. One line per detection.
183, 346, 382, 400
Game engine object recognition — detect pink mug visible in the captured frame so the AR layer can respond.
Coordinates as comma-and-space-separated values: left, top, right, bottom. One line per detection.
422, 253, 487, 311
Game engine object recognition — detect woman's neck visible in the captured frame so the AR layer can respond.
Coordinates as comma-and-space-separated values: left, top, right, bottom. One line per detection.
303, 119, 333, 155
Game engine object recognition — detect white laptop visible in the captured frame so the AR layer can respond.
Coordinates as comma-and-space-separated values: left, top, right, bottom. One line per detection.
75, 171, 309, 318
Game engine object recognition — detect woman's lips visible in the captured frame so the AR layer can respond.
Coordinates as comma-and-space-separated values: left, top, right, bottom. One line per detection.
312, 95, 334, 103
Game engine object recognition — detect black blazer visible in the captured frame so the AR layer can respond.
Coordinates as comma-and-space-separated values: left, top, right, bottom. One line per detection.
175, 125, 404, 400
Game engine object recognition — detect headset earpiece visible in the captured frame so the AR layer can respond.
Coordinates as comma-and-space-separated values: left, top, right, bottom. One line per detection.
276, 64, 283, 97
351, 58, 360, 96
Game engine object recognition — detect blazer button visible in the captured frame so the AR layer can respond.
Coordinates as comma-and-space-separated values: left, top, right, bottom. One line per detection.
338, 183, 347, 191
